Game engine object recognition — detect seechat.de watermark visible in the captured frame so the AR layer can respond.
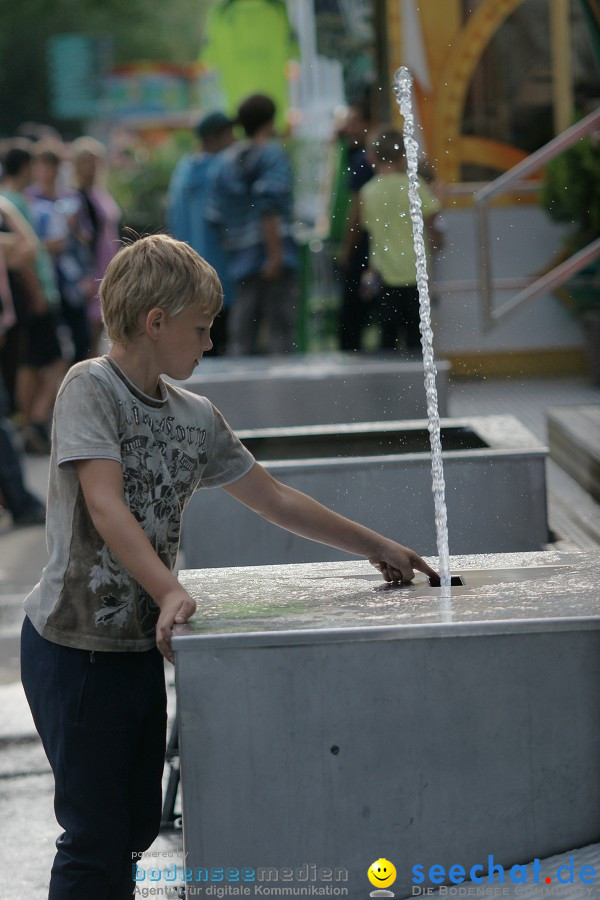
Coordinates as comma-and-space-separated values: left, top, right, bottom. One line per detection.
365, 854, 596, 898
410, 855, 596, 892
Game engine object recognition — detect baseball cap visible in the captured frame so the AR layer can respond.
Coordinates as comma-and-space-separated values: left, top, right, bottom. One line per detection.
195, 111, 236, 140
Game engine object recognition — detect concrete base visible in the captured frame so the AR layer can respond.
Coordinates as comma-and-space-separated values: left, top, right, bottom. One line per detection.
548, 404, 600, 504
179, 354, 451, 429
181, 415, 548, 567
173, 551, 600, 900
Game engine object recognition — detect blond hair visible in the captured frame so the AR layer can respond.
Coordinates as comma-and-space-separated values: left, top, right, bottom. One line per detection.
100, 234, 223, 345
70, 135, 107, 162
70, 136, 108, 189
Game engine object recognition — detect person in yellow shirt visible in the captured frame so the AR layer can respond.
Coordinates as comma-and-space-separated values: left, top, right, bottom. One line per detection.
359, 126, 441, 352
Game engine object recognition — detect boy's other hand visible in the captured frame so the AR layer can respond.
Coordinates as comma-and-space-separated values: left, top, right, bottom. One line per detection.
369, 540, 438, 584
156, 588, 197, 664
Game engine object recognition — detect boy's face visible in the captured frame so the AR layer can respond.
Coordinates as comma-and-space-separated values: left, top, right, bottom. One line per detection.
155, 305, 214, 380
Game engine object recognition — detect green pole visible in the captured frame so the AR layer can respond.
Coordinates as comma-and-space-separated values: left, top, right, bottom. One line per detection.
296, 240, 310, 353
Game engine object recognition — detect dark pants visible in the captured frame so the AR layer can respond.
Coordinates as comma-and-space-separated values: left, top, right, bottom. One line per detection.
61, 297, 91, 364
377, 284, 421, 350
227, 269, 299, 356
0, 371, 41, 519
21, 616, 167, 899
338, 232, 370, 352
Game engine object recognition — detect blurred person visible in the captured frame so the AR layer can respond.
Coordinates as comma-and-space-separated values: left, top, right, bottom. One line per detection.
358, 126, 440, 353
335, 103, 374, 352
167, 111, 236, 355
0, 348, 46, 526
28, 141, 94, 363
0, 194, 36, 337
71, 136, 121, 356
0, 141, 66, 453
0, 193, 38, 282
206, 93, 299, 356
16, 121, 63, 144
0, 199, 46, 525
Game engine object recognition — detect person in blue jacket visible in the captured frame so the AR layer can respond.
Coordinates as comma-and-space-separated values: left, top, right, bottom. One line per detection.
205, 94, 299, 356
167, 111, 236, 354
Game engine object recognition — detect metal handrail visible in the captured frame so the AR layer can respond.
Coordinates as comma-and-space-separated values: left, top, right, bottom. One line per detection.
474, 106, 600, 331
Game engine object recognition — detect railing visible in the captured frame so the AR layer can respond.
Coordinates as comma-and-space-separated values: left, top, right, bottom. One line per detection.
473, 106, 600, 332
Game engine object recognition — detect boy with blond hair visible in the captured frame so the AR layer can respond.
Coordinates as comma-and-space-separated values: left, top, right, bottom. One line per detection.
21, 234, 436, 899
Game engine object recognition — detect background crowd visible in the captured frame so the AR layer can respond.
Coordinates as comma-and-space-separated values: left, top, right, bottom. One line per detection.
0, 91, 444, 530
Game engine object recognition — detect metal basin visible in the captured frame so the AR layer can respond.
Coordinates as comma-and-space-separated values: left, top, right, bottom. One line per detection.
180, 354, 451, 428
173, 550, 600, 900
181, 415, 548, 567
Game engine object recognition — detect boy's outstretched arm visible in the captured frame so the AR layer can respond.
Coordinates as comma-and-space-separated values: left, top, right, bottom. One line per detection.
75, 459, 196, 663
224, 463, 438, 583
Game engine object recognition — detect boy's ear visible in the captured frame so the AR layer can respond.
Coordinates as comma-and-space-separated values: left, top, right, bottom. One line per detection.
145, 307, 165, 340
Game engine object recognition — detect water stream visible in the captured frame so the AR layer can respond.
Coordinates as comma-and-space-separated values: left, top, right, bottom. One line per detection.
393, 66, 452, 592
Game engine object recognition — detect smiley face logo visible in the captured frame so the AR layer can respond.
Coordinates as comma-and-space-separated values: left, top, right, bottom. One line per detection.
368, 859, 397, 889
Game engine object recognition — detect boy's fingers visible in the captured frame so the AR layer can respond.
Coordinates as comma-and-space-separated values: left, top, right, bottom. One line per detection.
174, 604, 193, 624
174, 598, 196, 624
157, 622, 174, 664
412, 554, 438, 579
389, 565, 412, 583
371, 551, 440, 584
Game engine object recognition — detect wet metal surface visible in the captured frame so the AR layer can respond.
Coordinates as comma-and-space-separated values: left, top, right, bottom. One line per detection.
175, 551, 598, 646
173, 552, 600, 899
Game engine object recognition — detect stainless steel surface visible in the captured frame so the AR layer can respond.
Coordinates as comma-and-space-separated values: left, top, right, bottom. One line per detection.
474, 107, 600, 331
181, 415, 548, 567
179, 354, 451, 428
175, 551, 598, 644
173, 551, 600, 900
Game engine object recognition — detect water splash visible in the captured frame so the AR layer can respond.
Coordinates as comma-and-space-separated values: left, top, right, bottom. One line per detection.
393, 66, 452, 594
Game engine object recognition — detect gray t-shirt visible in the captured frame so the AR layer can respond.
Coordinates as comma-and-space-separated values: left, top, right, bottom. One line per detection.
24, 356, 255, 652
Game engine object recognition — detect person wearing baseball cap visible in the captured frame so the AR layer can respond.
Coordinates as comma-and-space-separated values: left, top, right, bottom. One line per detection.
195, 111, 237, 142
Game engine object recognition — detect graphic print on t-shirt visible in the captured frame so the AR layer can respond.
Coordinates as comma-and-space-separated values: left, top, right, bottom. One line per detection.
91, 404, 208, 632
33, 358, 254, 651
51, 396, 211, 641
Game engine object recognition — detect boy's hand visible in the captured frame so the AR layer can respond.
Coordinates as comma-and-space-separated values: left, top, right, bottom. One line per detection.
155, 588, 197, 664
368, 540, 438, 584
